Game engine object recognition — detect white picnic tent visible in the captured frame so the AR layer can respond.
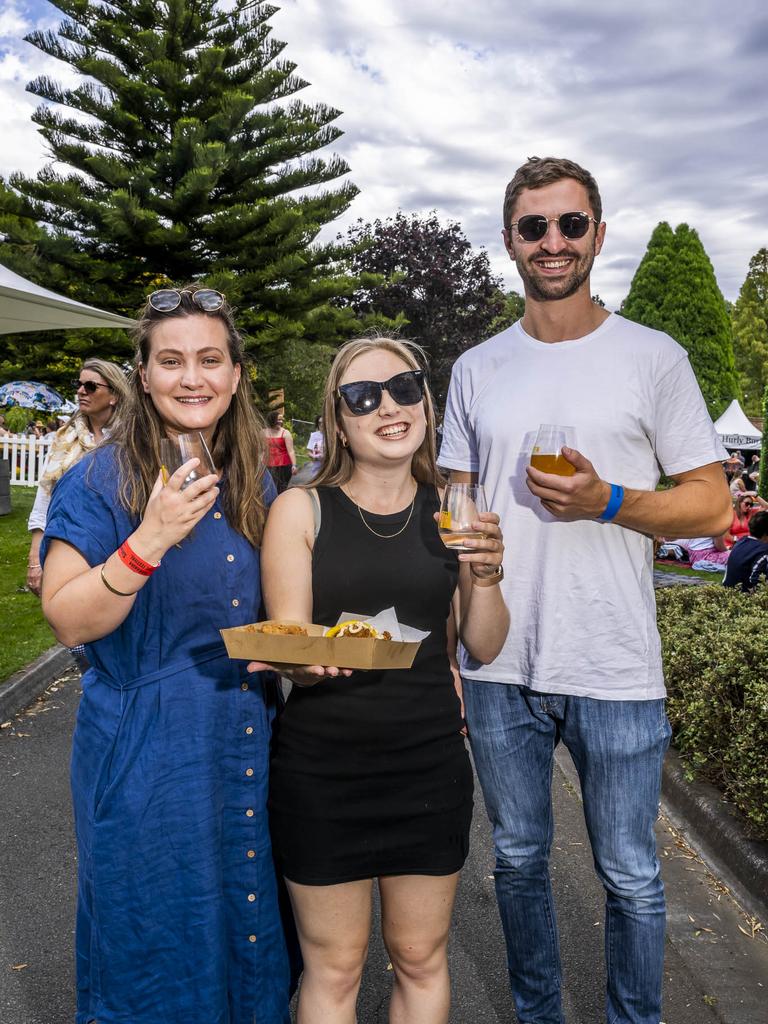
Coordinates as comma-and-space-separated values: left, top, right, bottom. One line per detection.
0, 260, 135, 334
713, 399, 763, 450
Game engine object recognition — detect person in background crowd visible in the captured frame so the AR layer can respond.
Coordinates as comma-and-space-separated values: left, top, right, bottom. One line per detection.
304, 414, 325, 481
726, 460, 747, 497
439, 155, 731, 1024
264, 408, 297, 493
27, 360, 129, 607
724, 511, 768, 591
0, 414, 9, 437
729, 492, 768, 544
39, 284, 295, 1024
42, 418, 59, 440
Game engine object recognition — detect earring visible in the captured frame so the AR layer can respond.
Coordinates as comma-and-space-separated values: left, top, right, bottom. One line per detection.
340, 436, 348, 448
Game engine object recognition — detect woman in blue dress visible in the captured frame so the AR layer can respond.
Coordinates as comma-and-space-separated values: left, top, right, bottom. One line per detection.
41, 285, 295, 1024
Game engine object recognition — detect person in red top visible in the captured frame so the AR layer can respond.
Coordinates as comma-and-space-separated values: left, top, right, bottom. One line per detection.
264, 409, 297, 493
728, 492, 768, 545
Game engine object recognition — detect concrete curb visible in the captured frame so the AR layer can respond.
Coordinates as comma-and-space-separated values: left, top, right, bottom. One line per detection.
661, 747, 768, 924
0, 644, 75, 722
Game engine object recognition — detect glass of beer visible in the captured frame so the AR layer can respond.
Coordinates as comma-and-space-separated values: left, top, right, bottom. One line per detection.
530, 424, 577, 477
438, 483, 487, 552
160, 432, 216, 489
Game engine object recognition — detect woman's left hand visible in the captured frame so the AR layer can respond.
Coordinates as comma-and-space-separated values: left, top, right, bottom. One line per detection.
458, 512, 504, 580
246, 661, 354, 686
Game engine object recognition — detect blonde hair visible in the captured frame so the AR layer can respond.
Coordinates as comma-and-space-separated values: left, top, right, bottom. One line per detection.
108, 285, 269, 547
310, 336, 442, 489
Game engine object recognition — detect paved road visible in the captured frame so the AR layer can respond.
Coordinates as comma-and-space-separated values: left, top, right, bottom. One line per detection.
2, 673, 767, 1023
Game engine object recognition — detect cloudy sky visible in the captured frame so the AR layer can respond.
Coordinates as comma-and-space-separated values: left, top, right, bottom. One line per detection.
1, 0, 766, 310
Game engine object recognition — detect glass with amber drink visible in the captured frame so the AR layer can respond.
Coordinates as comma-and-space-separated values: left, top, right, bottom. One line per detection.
530, 424, 576, 477
160, 432, 216, 488
438, 483, 488, 552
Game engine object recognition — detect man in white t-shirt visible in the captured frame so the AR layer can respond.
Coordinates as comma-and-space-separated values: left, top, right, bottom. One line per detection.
439, 156, 731, 1024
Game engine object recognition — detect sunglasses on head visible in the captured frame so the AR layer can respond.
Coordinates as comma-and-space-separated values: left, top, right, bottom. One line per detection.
511, 211, 598, 243
72, 379, 112, 394
148, 288, 225, 313
337, 369, 426, 416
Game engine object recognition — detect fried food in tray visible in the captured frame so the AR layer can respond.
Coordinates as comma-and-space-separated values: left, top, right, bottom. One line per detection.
325, 620, 392, 640
248, 622, 308, 636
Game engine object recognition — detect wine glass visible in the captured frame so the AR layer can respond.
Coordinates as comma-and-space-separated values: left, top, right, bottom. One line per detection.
438, 483, 487, 552
530, 424, 577, 477
160, 432, 216, 489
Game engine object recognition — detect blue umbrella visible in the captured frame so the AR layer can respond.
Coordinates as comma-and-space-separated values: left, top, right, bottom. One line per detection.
0, 380, 68, 411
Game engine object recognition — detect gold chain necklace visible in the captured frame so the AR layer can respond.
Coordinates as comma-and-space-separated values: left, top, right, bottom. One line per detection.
347, 484, 417, 539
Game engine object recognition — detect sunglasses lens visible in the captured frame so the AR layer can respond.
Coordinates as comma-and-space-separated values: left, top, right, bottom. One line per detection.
73, 380, 96, 393
558, 212, 591, 238
388, 371, 424, 406
341, 382, 381, 416
194, 289, 224, 312
516, 215, 547, 242
149, 290, 181, 312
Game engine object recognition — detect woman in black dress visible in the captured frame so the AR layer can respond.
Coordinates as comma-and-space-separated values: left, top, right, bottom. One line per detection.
258, 337, 509, 1023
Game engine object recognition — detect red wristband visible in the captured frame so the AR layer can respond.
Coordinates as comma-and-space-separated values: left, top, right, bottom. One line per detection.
117, 540, 160, 576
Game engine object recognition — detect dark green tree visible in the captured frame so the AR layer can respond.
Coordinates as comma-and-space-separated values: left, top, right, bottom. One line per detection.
340, 212, 515, 405
0, 0, 360, 397
731, 249, 768, 417
620, 222, 737, 417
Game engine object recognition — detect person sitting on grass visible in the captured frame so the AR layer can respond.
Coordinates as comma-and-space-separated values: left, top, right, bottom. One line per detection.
723, 511, 768, 591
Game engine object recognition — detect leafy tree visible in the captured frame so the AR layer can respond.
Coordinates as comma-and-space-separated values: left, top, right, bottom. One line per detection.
339, 212, 518, 405
731, 249, 768, 417
0, 0, 360, 399
620, 222, 737, 417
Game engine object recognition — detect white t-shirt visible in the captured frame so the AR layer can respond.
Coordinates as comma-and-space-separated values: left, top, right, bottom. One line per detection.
439, 313, 727, 700
307, 430, 324, 457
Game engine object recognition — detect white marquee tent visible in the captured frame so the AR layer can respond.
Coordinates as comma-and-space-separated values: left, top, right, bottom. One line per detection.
713, 399, 763, 450
0, 261, 135, 334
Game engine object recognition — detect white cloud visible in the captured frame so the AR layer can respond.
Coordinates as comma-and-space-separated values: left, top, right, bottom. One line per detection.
2, 0, 767, 308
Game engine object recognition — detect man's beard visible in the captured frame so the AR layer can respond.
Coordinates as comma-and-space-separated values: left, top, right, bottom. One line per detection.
515, 245, 596, 302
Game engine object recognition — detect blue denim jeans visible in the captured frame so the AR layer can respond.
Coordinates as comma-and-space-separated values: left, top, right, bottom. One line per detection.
463, 682, 671, 1024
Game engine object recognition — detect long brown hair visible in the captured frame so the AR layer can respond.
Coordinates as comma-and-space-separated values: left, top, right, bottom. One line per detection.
110, 285, 269, 547
310, 336, 442, 489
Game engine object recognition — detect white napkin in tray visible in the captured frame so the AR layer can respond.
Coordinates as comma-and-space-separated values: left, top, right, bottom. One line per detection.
335, 607, 430, 643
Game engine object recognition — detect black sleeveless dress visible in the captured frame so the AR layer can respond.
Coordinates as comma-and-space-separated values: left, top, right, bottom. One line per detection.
269, 484, 473, 884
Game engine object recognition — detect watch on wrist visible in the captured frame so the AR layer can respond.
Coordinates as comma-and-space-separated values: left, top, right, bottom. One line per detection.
471, 565, 504, 587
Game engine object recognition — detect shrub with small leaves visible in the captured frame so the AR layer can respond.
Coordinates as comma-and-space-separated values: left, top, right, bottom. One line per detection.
656, 582, 768, 838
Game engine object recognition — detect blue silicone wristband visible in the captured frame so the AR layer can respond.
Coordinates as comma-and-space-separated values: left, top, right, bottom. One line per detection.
600, 483, 624, 522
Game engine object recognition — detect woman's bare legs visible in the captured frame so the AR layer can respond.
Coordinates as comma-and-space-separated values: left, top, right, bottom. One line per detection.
380, 872, 460, 1024
287, 878, 373, 1024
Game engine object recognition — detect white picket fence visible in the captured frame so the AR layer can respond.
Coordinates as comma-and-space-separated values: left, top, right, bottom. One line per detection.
1, 435, 53, 487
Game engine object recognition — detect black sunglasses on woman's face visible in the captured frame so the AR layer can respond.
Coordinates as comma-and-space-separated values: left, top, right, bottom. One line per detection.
72, 379, 111, 394
337, 370, 426, 416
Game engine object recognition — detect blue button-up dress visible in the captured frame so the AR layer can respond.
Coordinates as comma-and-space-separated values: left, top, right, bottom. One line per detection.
42, 446, 294, 1024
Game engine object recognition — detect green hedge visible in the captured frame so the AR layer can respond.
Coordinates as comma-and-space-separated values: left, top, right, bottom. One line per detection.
656, 583, 768, 839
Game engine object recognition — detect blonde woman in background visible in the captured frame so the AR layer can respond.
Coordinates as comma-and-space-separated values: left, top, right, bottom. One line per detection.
26, 359, 129, 610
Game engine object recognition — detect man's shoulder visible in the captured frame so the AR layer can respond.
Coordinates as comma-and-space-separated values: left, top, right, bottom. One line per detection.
608, 314, 686, 359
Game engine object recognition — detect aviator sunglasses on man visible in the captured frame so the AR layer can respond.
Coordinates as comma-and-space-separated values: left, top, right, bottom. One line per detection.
148, 288, 225, 313
338, 369, 426, 416
511, 211, 599, 243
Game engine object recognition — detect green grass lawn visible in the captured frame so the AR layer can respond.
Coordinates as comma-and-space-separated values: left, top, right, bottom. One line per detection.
654, 560, 722, 580
0, 486, 57, 683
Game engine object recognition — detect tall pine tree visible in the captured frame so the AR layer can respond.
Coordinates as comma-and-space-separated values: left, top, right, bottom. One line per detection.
731, 249, 768, 417
620, 222, 737, 416
0, 0, 360, 391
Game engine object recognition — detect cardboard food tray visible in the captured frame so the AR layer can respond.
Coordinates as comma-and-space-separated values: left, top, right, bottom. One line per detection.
220, 620, 421, 671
